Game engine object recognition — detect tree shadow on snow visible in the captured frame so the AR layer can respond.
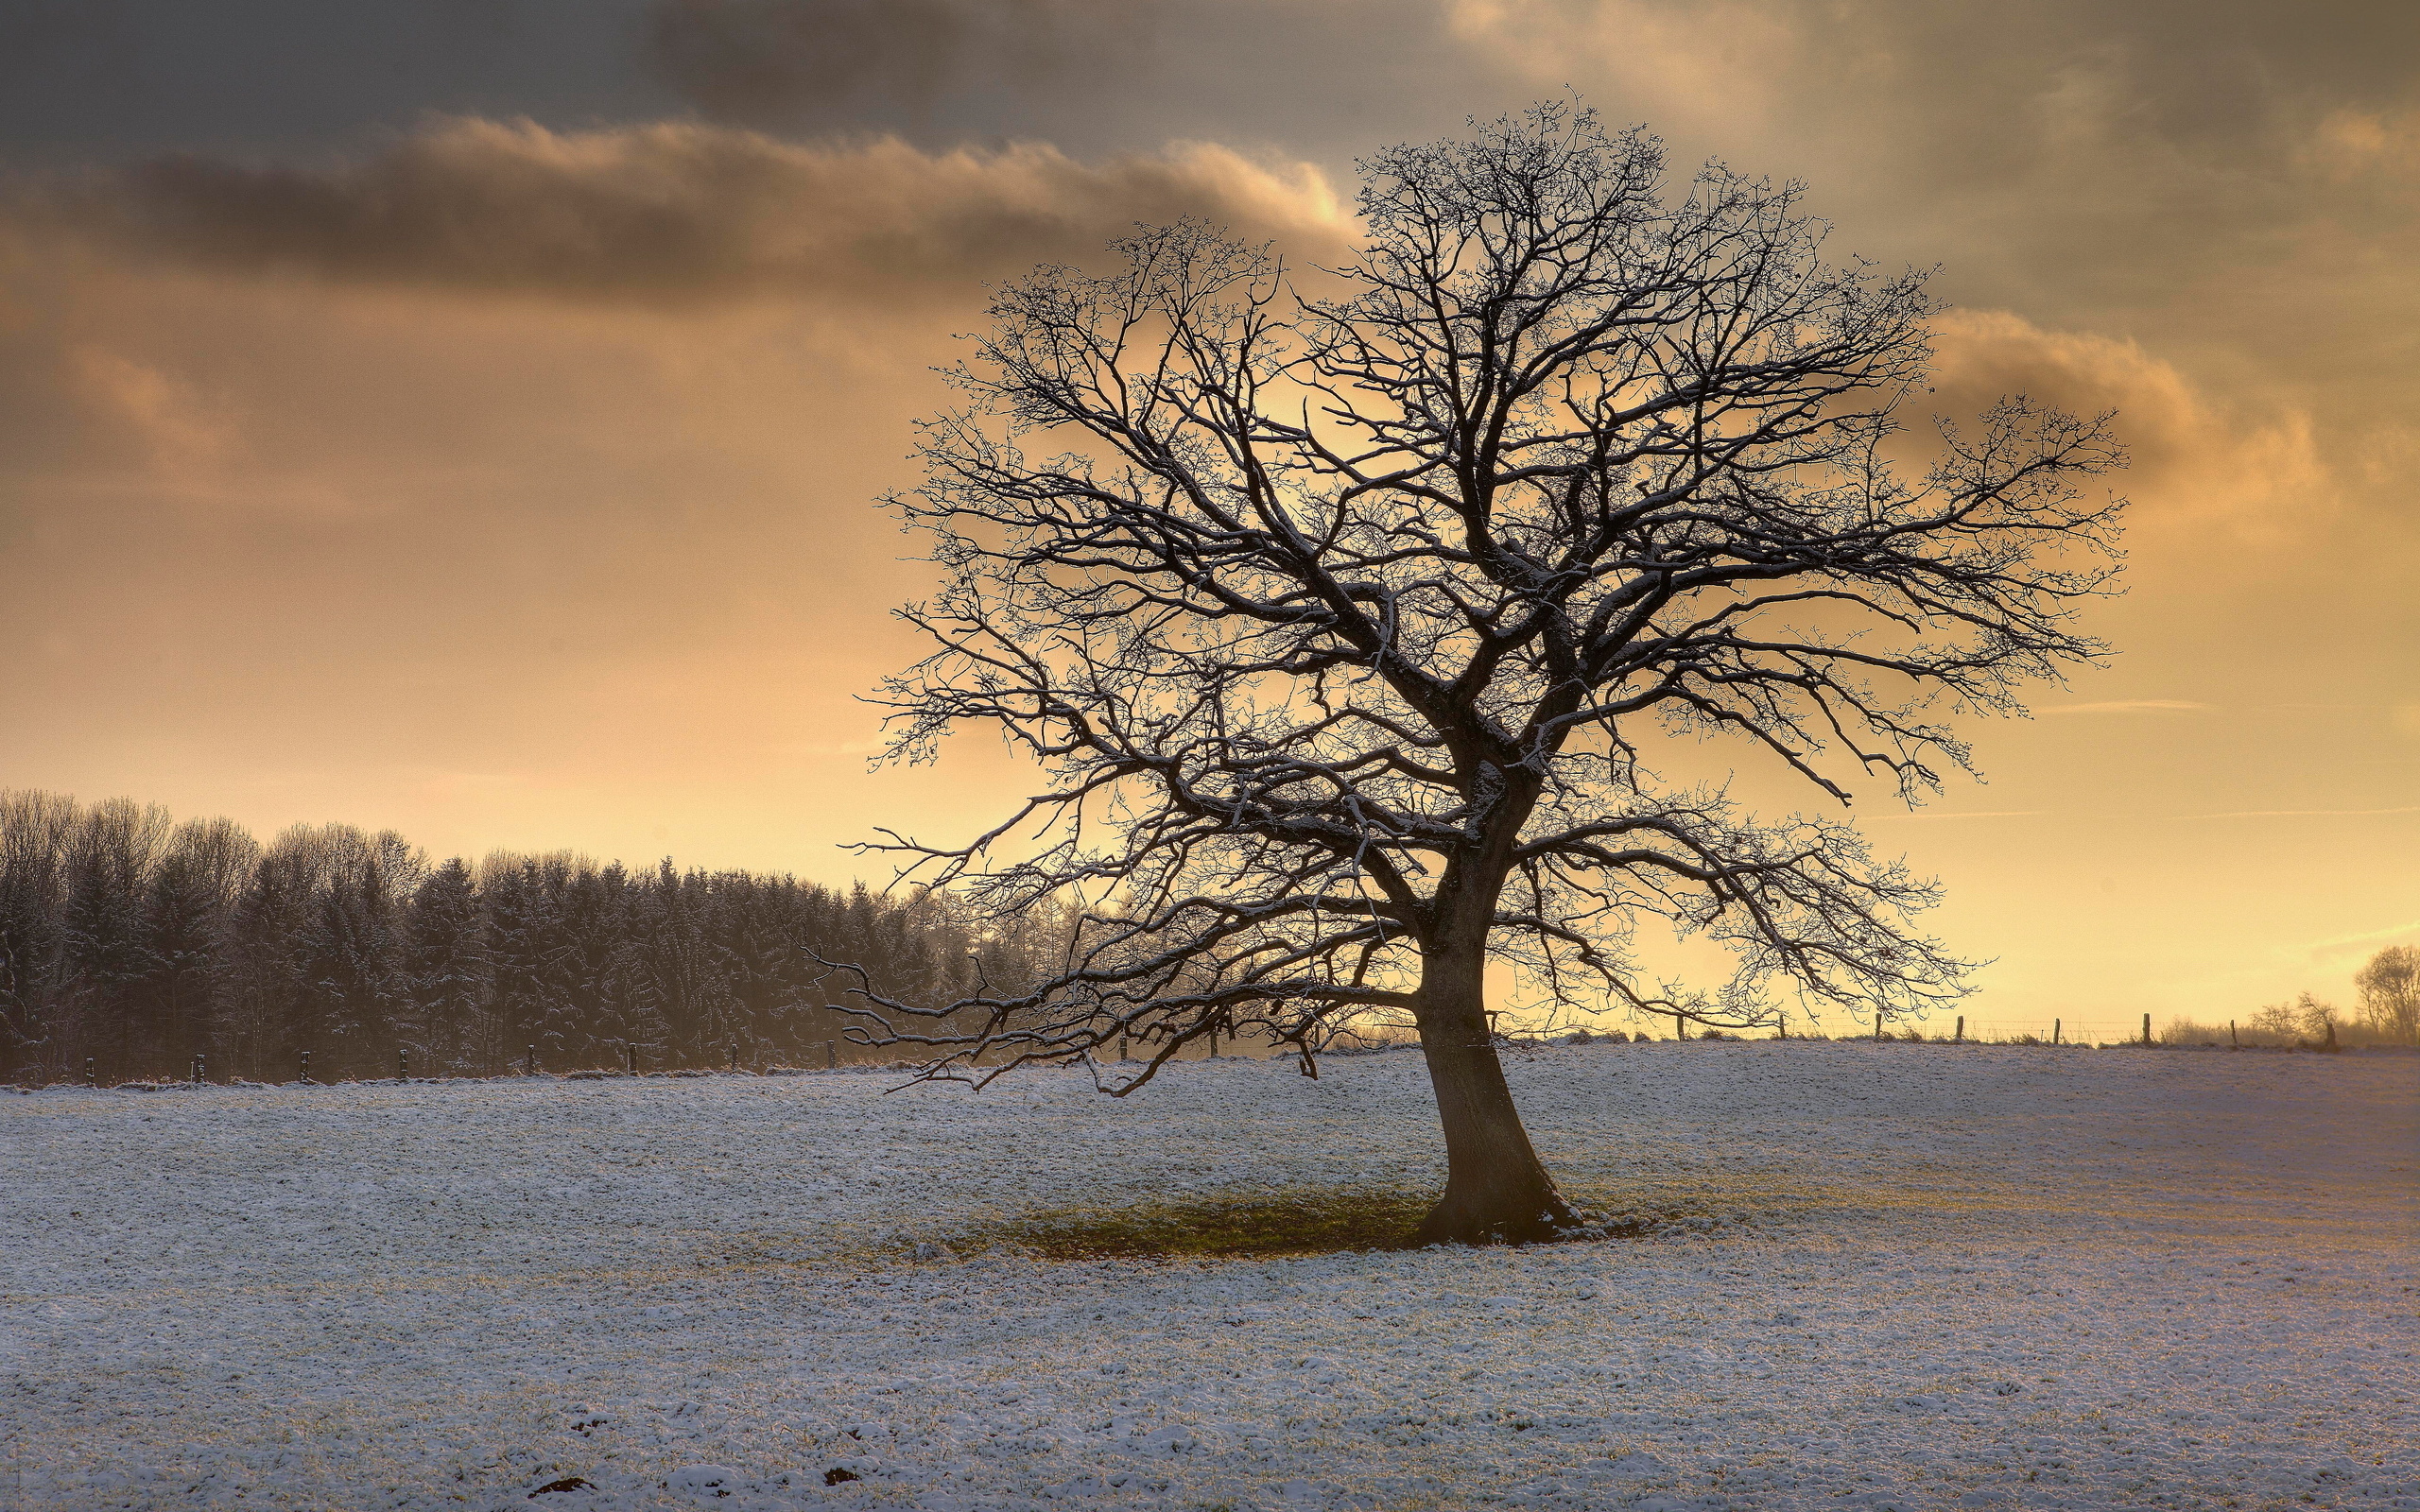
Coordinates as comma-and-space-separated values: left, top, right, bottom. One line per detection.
926, 1186, 1691, 1263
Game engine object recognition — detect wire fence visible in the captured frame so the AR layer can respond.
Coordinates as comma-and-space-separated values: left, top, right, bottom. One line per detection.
26, 1014, 2402, 1092
1551, 1010, 2167, 1046
1828, 1016, 2155, 1046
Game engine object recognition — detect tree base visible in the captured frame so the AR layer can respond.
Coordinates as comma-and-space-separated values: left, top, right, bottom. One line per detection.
1409, 1181, 1582, 1246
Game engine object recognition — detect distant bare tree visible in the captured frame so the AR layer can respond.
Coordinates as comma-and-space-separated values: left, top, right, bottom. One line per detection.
0, 790, 79, 1079
2355, 944, 2418, 1044
4, 788, 1041, 1083
2248, 999, 2300, 1040
406, 857, 489, 1074
62, 798, 173, 1074
839, 105, 2125, 1240
2293, 989, 2341, 1042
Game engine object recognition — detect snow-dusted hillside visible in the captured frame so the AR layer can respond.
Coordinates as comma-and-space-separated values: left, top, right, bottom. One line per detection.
5, 1043, 2414, 1510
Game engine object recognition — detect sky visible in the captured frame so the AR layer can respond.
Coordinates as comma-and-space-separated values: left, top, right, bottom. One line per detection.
1, 0, 2413, 1036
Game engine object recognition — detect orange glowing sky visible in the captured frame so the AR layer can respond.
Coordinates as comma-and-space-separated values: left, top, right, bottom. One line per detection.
2, 1, 2413, 1035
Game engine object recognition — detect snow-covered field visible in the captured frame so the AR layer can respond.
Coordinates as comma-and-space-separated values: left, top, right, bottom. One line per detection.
5, 1043, 2414, 1511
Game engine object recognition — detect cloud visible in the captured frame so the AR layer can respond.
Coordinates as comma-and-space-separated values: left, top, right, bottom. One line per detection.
2310, 919, 2420, 960
2190, 807, 2420, 820
644, 0, 1156, 127
2303, 105, 2420, 180
1448, 2, 2420, 176
1866, 810, 2046, 821
60, 343, 238, 476
635, 0, 1490, 157
0, 114, 1353, 872
1924, 309, 2334, 546
1446, 4, 2420, 406
26, 116, 1349, 305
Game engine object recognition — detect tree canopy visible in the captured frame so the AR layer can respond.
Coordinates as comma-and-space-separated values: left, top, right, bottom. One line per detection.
844, 105, 2124, 1241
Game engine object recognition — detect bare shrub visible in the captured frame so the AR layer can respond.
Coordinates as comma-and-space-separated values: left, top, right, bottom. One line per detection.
2246, 999, 2303, 1045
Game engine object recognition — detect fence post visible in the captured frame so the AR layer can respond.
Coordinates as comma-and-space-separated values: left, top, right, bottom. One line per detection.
1674, 1007, 1684, 1041
626, 1042, 636, 1076
2051, 1019, 2060, 1046
729, 1042, 738, 1073
526, 1044, 535, 1077
300, 1049, 311, 1083
1776, 1012, 1786, 1041
2230, 1020, 2238, 1050
85, 1057, 95, 1087
2142, 1012, 2152, 1047
1955, 1015, 1964, 1044
825, 1040, 838, 1070
398, 1049, 407, 1082
1874, 1015, 1884, 1043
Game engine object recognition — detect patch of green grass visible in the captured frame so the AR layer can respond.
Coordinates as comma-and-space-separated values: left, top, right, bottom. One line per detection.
977, 1187, 1439, 1261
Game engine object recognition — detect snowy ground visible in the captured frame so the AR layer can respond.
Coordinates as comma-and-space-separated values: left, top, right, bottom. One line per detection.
5, 1043, 2415, 1511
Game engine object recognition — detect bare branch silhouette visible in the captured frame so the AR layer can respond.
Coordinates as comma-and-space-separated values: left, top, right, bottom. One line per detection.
842, 104, 2124, 1243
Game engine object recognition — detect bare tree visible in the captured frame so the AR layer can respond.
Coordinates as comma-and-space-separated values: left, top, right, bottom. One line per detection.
2355, 944, 2418, 1044
838, 106, 2122, 1242
0, 790, 80, 1080
2248, 998, 2301, 1041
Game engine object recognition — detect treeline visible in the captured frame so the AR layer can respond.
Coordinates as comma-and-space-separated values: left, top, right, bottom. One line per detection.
0, 791, 1069, 1085
2204, 965, 2418, 1048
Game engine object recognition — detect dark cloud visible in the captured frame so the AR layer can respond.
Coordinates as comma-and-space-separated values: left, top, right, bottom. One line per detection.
0, 0, 667, 164
638, 0, 1496, 156
1445, 0, 2420, 438
647, 0, 972, 119
27, 116, 1345, 302
644, 0, 1154, 127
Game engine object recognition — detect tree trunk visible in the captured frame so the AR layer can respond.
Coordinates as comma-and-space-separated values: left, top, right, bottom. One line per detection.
1409, 941, 1577, 1245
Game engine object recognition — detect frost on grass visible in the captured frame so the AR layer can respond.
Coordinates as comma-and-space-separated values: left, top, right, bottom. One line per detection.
3, 1043, 2415, 1510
